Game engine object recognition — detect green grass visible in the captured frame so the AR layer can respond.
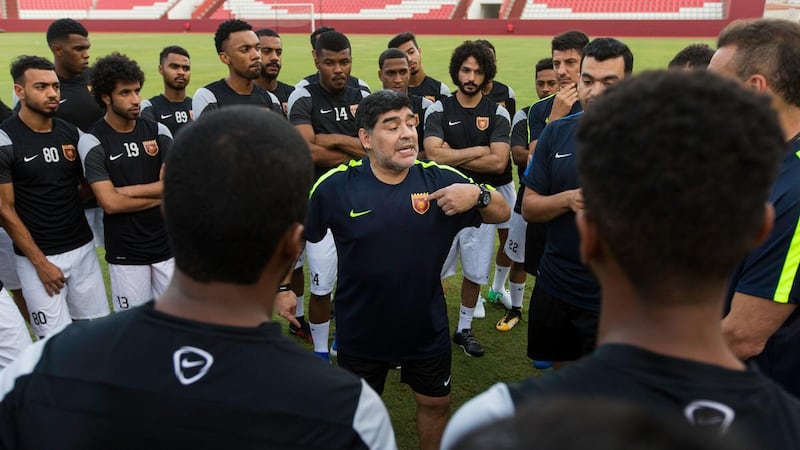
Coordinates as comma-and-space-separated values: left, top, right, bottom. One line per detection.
2, 31, 713, 449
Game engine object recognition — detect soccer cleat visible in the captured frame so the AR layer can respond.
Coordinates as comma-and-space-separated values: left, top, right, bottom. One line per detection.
533, 360, 553, 370
289, 317, 312, 343
453, 329, 485, 357
474, 295, 487, 319
487, 288, 513, 309
329, 332, 338, 357
496, 308, 522, 332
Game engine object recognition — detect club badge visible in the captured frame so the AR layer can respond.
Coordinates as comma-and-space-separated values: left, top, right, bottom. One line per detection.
411, 192, 430, 215
476, 116, 489, 131
61, 144, 76, 161
143, 140, 159, 156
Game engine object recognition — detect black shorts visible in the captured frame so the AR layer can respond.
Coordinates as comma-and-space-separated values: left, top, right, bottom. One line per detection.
524, 222, 547, 275
337, 351, 451, 398
527, 286, 598, 361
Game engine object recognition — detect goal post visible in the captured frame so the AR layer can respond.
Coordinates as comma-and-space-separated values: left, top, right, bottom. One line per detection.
234, 2, 315, 34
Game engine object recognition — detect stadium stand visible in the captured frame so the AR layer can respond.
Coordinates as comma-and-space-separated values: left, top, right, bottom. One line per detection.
520, 0, 725, 19
210, 0, 459, 20
18, 0, 178, 19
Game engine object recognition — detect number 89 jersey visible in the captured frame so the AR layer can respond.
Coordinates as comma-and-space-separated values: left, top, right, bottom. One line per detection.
0, 117, 93, 256
79, 118, 173, 265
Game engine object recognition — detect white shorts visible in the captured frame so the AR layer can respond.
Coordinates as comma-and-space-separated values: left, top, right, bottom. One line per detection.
0, 229, 21, 290
495, 182, 517, 230
441, 223, 495, 285
306, 229, 337, 296
109, 258, 174, 312
504, 211, 527, 263
16, 240, 109, 338
84, 207, 104, 248
0, 287, 32, 369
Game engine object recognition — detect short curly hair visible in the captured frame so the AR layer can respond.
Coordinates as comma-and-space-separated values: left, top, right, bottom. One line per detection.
577, 70, 784, 293
448, 41, 496, 89
214, 19, 252, 54
90, 52, 145, 108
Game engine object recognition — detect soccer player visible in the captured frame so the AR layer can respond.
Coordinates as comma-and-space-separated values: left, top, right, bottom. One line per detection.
307, 90, 509, 450
288, 30, 369, 359
668, 43, 714, 70
0, 284, 31, 369
0, 56, 108, 339
424, 41, 512, 357
521, 38, 633, 368
388, 32, 451, 103
255, 28, 295, 116
140, 46, 193, 135
442, 69, 800, 450
46, 18, 106, 247
534, 57, 558, 99
376, 48, 433, 156
471, 39, 523, 326
497, 57, 560, 334
192, 19, 282, 118
297, 26, 371, 93
710, 19, 800, 398
0, 105, 397, 449
79, 53, 173, 313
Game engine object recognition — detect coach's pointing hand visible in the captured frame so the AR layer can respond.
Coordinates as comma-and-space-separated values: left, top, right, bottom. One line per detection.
429, 183, 480, 216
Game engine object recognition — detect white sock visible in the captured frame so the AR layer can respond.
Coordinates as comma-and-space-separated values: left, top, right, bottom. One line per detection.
510, 282, 525, 308
309, 320, 330, 353
491, 265, 510, 293
296, 295, 305, 318
458, 305, 475, 332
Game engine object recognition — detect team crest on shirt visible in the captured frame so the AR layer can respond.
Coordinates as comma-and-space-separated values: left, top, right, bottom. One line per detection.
61, 144, 76, 161
476, 116, 489, 131
411, 192, 429, 215
349, 104, 359, 118
413, 113, 420, 126
143, 140, 159, 156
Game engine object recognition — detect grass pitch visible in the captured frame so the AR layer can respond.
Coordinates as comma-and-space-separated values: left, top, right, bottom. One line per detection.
1, 31, 712, 449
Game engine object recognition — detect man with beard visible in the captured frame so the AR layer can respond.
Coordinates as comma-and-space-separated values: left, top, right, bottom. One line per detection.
255, 29, 294, 117
0, 56, 108, 339
424, 41, 511, 357
192, 19, 281, 118
80, 53, 174, 312
388, 33, 450, 103
521, 38, 633, 369
287, 31, 369, 360
307, 90, 508, 449
376, 48, 433, 156
140, 46, 193, 135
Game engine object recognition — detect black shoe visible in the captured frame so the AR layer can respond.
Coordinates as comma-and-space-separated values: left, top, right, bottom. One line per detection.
453, 329, 485, 357
289, 317, 312, 343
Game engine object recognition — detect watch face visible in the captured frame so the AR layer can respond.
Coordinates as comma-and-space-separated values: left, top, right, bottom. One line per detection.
478, 188, 491, 208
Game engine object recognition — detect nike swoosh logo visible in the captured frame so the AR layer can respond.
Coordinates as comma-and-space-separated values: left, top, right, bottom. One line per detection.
109, 153, 124, 161
23, 155, 39, 162
349, 209, 372, 218
448, 121, 461, 126
444, 376, 451, 387
160, 113, 174, 119
180, 358, 206, 369
59, 99, 68, 104
320, 109, 333, 114
554, 152, 572, 158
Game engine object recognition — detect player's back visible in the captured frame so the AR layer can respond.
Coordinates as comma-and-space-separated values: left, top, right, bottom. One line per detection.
0, 302, 394, 449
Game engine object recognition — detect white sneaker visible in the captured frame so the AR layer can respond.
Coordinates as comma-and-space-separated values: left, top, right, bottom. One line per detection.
474, 295, 486, 319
